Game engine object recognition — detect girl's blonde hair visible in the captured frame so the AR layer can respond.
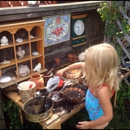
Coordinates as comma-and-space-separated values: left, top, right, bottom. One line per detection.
84, 43, 120, 93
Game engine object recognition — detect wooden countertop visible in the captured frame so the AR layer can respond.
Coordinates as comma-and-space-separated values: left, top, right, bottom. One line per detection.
2, 85, 85, 129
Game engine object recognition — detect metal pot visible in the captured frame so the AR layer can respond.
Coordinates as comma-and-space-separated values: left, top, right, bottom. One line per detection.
23, 96, 54, 122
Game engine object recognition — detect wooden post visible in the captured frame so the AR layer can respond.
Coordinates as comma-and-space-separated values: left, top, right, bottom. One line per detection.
19, 109, 25, 124
0, 88, 6, 129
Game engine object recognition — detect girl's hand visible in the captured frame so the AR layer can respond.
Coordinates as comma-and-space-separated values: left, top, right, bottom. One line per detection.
76, 121, 91, 129
56, 69, 64, 79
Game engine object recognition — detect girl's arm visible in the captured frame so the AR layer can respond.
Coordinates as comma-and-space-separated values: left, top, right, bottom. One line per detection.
56, 62, 85, 77
76, 87, 113, 129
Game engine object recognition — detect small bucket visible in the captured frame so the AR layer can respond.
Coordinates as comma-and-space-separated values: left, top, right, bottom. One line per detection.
18, 81, 36, 103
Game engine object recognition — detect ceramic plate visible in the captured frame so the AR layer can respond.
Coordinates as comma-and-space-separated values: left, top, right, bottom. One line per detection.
0, 76, 11, 83
32, 51, 39, 56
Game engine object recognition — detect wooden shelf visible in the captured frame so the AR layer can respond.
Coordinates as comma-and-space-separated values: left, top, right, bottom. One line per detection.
32, 54, 43, 59
15, 39, 29, 46
0, 59, 16, 69
0, 20, 46, 89
0, 43, 13, 49
31, 37, 42, 42
0, 68, 47, 89
17, 55, 30, 63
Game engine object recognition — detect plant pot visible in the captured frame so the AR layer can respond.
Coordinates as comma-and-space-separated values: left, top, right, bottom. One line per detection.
68, 54, 74, 61
73, 54, 78, 62
54, 58, 61, 66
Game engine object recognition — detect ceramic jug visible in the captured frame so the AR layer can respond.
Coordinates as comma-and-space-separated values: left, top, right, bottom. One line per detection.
29, 73, 44, 91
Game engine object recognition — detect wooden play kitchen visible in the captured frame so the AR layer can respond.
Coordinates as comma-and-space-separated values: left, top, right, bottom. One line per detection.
2, 69, 87, 129
2, 67, 130, 129
2, 85, 85, 129
1, 17, 130, 129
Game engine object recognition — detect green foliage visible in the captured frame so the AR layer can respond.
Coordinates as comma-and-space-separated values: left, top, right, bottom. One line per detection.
106, 107, 130, 129
2, 100, 24, 129
116, 81, 130, 114
97, 1, 130, 57
97, 1, 121, 39
2, 99, 42, 129
107, 81, 130, 128
121, 19, 130, 33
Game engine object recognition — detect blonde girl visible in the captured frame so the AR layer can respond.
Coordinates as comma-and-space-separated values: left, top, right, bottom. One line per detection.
56, 43, 120, 129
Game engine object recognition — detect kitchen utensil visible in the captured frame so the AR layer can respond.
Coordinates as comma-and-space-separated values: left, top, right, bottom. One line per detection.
35, 76, 59, 113
59, 80, 72, 93
63, 87, 85, 104
11, 77, 23, 90
48, 91, 64, 107
42, 91, 48, 112
46, 68, 54, 76
23, 96, 54, 122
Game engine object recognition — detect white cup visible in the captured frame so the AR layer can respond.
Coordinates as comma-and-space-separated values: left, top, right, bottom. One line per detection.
18, 81, 36, 103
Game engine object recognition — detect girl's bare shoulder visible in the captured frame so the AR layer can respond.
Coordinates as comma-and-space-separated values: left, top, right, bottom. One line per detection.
96, 86, 111, 99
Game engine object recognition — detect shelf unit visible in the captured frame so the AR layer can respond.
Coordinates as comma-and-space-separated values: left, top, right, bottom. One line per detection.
0, 20, 47, 89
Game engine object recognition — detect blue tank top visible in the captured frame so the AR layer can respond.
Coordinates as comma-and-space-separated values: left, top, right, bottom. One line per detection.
85, 88, 104, 120
85, 85, 114, 120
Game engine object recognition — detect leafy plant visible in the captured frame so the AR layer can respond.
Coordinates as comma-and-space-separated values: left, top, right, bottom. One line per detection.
97, 1, 120, 39
2, 99, 42, 129
2, 100, 24, 129
116, 81, 130, 119
97, 1, 130, 57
